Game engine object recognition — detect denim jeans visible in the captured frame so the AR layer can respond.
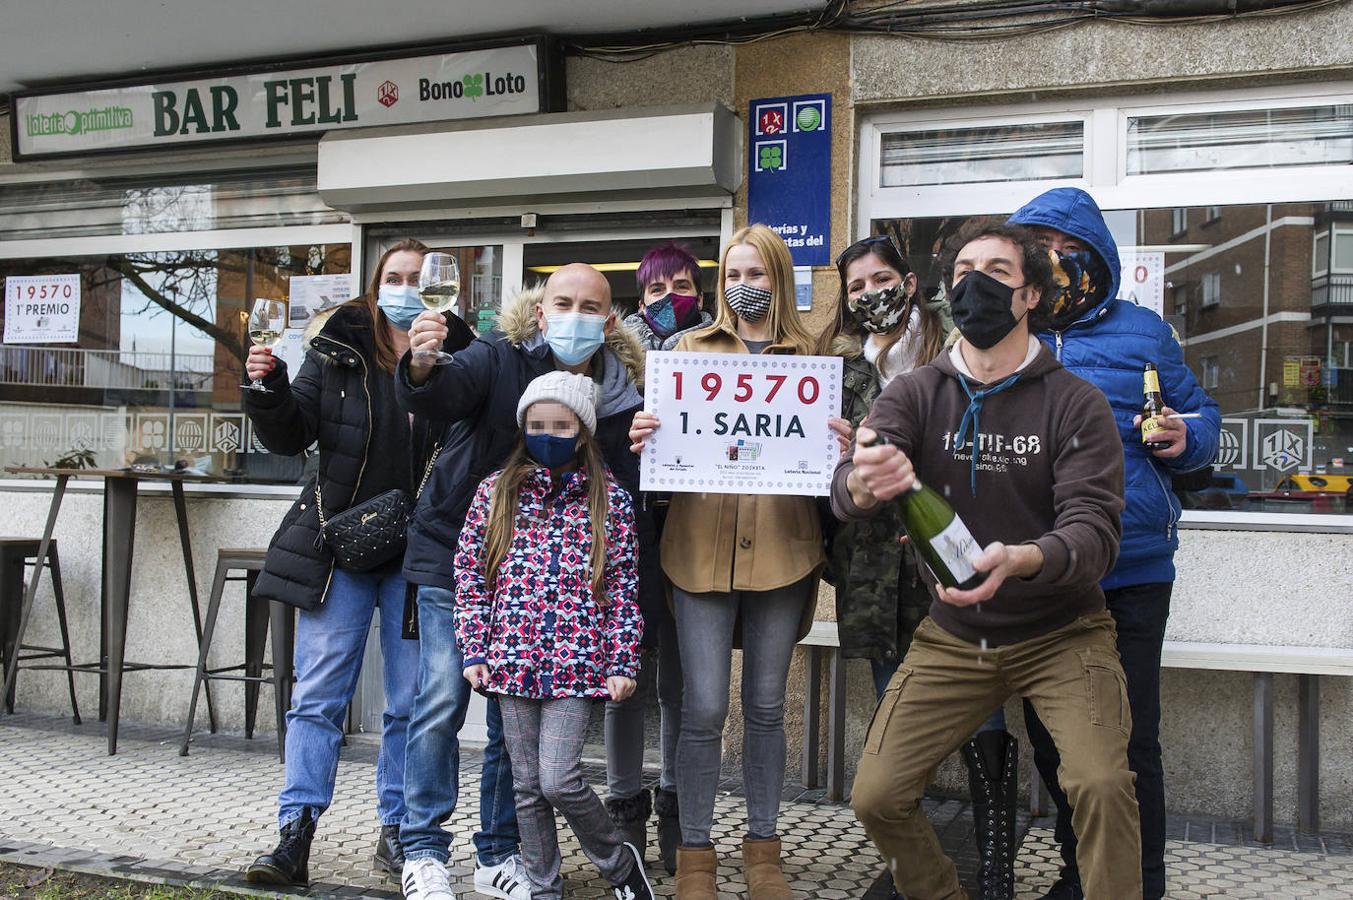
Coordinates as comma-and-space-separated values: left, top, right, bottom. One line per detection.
1023, 582, 1172, 900
673, 577, 812, 846
278, 566, 418, 827
400, 585, 520, 865
605, 606, 682, 797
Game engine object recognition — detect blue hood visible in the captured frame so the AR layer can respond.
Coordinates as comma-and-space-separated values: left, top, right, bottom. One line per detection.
1009, 187, 1121, 306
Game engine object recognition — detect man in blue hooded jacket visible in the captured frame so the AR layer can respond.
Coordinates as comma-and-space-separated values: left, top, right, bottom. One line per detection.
1008, 187, 1221, 900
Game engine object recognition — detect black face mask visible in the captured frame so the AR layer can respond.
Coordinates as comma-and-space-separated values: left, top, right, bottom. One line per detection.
949, 270, 1030, 350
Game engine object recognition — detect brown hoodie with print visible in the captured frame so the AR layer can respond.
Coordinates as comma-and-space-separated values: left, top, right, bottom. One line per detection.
831, 342, 1124, 648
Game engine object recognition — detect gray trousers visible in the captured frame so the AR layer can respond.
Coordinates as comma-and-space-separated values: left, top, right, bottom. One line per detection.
672, 577, 812, 846
499, 695, 632, 899
604, 608, 682, 797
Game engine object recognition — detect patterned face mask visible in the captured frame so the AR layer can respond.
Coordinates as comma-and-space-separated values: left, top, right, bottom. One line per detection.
724, 282, 772, 322
1046, 248, 1109, 329
846, 283, 913, 335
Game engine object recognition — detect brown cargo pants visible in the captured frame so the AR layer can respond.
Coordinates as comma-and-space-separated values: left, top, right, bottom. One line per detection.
852, 611, 1143, 900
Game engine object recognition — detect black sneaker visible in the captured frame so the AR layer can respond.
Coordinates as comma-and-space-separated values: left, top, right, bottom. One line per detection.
612, 841, 655, 900
1042, 872, 1085, 900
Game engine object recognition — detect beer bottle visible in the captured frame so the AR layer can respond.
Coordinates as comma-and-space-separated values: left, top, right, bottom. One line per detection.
899, 479, 987, 590
1141, 362, 1169, 451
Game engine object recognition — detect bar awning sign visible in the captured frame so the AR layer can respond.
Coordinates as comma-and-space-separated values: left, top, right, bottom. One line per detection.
12, 38, 551, 159
5, 275, 82, 344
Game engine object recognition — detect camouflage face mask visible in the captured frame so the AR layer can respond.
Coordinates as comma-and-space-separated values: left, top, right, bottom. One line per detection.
846, 283, 913, 335
1046, 248, 1109, 329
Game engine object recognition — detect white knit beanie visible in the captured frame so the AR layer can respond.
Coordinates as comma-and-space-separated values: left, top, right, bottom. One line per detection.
516, 371, 600, 435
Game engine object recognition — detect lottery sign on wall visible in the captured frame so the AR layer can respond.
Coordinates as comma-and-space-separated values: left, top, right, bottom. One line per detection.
642, 351, 842, 496
4, 274, 82, 344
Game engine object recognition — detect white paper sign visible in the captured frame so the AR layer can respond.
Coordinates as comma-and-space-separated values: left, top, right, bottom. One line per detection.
4, 274, 82, 344
288, 274, 354, 329
1118, 251, 1165, 318
642, 351, 842, 496
272, 328, 310, 381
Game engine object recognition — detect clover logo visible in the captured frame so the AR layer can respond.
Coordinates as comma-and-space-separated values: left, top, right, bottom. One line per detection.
463, 74, 484, 99
758, 143, 784, 172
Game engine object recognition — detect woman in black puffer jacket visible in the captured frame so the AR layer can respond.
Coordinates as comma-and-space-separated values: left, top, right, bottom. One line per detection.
241, 239, 474, 887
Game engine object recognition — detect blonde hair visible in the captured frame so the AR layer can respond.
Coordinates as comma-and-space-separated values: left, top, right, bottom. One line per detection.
481, 431, 611, 605
699, 224, 815, 354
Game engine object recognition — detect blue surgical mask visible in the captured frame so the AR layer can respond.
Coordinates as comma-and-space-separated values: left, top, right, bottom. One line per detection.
377, 285, 422, 330
544, 312, 608, 366
524, 433, 579, 469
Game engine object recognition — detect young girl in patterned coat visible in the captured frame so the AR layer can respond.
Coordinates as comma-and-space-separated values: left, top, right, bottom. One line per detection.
455, 370, 653, 900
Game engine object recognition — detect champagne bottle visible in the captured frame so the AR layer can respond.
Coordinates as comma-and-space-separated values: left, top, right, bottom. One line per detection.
899, 478, 987, 590
1140, 362, 1169, 451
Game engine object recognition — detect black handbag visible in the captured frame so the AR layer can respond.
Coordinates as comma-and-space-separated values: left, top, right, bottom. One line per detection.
315, 444, 441, 573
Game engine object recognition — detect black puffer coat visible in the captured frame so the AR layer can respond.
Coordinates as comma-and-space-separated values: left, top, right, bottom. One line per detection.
246, 303, 474, 610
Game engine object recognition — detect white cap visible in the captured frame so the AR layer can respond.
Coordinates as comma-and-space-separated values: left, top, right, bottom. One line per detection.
516, 371, 600, 435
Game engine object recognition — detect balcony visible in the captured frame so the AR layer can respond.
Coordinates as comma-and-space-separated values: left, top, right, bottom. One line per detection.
1310, 273, 1353, 315
0, 346, 216, 392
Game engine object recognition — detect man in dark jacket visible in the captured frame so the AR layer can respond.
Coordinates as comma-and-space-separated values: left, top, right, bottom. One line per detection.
835, 223, 1141, 900
1010, 187, 1221, 900
394, 263, 652, 900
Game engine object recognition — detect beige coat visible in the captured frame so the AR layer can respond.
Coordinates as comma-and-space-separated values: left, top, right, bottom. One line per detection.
658, 322, 825, 640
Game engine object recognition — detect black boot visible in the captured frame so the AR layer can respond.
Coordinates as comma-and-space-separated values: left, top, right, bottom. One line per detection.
373, 823, 405, 880
246, 807, 317, 885
653, 787, 680, 876
1041, 870, 1084, 899
605, 788, 652, 865
962, 731, 1019, 900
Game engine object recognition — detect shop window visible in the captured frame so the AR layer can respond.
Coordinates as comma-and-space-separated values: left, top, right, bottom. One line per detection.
0, 243, 350, 484
0, 171, 343, 242
1201, 271, 1222, 308
879, 120, 1084, 187
1126, 102, 1353, 175
871, 200, 1353, 515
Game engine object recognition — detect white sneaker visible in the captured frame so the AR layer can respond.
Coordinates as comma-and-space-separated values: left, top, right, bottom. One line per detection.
401, 857, 457, 900
474, 854, 531, 900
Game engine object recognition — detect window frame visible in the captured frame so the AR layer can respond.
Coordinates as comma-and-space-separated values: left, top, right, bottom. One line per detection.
1200, 271, 1222, 309
858, 81, 1353, 535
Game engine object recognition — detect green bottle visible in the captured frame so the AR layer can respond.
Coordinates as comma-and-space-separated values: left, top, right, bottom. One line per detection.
899, 478, 988, 590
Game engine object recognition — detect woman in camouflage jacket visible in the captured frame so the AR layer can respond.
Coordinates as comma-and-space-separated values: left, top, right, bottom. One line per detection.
815, 235, 950, 698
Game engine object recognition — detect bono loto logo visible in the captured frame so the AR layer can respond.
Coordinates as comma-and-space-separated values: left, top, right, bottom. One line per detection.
418, 70, 529, 102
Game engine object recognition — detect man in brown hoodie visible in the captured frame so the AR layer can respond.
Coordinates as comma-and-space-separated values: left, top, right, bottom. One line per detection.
832, 222, 1141, 899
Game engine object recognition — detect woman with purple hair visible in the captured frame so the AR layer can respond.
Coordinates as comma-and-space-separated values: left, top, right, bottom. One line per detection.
621, 242, 714, 352
605, 242, 710, 875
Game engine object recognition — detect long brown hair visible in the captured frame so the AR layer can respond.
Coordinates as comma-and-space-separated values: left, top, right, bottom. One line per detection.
347, 237, 428, 373
815, 236, 945, 376
481, 429, 613, 605
699, 224, 816, 355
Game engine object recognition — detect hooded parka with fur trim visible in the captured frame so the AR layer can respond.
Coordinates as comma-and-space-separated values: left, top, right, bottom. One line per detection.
393, 285, 662, 640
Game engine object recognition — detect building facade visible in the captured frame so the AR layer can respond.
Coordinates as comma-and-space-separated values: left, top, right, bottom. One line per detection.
2, 1, 1351, 828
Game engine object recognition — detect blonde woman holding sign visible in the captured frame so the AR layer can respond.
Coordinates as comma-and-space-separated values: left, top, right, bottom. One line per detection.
629, 224, 850, 900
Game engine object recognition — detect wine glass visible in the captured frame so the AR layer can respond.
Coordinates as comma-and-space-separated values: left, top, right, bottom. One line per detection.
243, 298, 286, 393
416, 251, 461, 366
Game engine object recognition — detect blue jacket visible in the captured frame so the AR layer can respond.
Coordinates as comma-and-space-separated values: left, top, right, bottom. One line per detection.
1010, 187, 1221, 589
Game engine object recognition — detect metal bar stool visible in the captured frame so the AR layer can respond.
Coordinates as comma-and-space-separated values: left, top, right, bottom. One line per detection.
180, 549, 295, 762
0, 538, 79, 723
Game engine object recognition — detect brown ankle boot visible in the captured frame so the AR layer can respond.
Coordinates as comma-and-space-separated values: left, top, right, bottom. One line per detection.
743, 837, 793, 899
675, 845, 718, 899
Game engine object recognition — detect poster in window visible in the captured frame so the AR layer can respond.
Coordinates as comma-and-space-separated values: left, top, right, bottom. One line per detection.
287, 274, 353, 329
4, 275, 81, 344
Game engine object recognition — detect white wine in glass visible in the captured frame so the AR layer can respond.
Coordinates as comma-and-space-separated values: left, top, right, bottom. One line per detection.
416, 251, 460, 366
244, 298, 286, 393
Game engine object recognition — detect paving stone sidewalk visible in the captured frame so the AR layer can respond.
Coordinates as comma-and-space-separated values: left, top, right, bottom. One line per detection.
1, 712, 1350, 898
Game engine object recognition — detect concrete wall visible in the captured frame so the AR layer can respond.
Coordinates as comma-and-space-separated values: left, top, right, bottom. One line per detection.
7, 487, 297, 735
